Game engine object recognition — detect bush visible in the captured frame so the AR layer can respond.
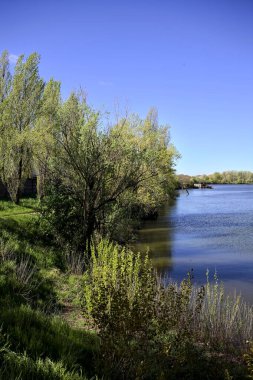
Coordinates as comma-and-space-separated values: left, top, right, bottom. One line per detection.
84, 241, 197, 379
83, 240, 252, 380
83, 240, 157, 378
39, 181, 88, 253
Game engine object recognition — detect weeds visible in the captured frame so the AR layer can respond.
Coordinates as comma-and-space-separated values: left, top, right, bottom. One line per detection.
191, 271, 253, 351
83, 240, 252, 379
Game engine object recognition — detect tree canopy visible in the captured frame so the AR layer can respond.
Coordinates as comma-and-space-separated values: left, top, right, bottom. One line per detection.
0, 50, 179, 250
0, 52, 44, 203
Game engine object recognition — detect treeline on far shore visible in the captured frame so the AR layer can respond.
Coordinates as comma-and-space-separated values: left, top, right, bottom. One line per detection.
177, 170, 253, 187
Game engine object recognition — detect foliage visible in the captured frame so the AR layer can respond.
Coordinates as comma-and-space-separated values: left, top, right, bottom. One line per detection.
0, 47, 252, 379
0, 50, 11, 103
0, 51, 44, 203
41, 96, 178, 252
83, 240, 157, 378
0, 211, 98, 380
192, 271, 253, 352
0, 236, 56, 308
245, 343, 253, 379
83, 240, 250, 379
178, 171, 253, 186
0, 50, 179, 253
33, 79, 61, 199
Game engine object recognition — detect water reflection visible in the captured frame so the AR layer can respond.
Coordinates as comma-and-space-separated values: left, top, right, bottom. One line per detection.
134, 202, 175, 275
133, 185, 253, 303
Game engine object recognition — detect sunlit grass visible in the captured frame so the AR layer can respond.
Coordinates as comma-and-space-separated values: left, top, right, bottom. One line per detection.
0, 198, 39, 217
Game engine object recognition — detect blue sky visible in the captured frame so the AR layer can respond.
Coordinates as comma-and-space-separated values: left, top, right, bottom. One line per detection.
1, 0, 252, 174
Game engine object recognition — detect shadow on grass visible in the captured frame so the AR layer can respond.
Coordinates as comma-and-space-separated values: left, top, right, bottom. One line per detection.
0, 216, 64, 269
0, 305, 98, 378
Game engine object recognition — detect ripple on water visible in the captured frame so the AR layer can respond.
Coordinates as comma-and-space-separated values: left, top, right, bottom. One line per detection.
134, 185, 253, 303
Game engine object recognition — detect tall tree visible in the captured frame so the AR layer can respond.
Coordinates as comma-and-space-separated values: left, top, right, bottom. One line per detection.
0, 53, 44, 203
0, 51, 12, 196
103, 108, 179, 240
43, 96, 179, 253
0, 50, 11, 103
33, 78, 61, 199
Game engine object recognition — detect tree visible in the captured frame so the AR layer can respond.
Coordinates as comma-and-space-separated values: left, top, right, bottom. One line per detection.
33, 79, 61, 199
0, 50, 11, 103
0, 53, 44, 203
0, 51, 12, 197
42, 95, 179, 253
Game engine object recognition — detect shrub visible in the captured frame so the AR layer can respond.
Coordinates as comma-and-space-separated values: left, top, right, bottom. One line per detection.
83, 241, 208, 379
83, 241, 252, 379
83, 240, 157, 378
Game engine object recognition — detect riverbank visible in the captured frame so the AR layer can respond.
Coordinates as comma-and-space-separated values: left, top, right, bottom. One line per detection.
177, 171, 253, 187
0, 197, 253, 379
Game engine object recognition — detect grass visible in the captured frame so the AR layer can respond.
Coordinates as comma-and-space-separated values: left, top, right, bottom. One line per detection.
0, 351, 86, 380
0, 197, 38, 216
0, 305, 98, 374
190, 276, 253, 352
0, 198, 99, 379
0, 210, 63, 270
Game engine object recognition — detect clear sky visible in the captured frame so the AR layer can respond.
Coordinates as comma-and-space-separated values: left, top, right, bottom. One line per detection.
1, 0, 253, 175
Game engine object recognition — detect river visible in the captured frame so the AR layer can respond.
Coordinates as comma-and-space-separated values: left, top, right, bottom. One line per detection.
134, 184, 253, 303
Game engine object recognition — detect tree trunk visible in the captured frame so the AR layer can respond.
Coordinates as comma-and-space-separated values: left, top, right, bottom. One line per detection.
85, 212, 96, 257
15, 157, 23, 204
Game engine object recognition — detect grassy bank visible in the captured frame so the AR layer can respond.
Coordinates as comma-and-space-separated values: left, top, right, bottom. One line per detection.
0, 198, 253, 379
0, 198, 98, 379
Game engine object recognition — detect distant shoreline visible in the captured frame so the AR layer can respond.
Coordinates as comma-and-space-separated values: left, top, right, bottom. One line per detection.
176, 182, 253, 190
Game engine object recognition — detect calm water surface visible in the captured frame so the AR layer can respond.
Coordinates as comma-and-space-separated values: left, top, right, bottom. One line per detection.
135, 184, 253, 303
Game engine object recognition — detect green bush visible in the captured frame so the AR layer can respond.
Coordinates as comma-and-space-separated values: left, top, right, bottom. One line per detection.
83, 240, 251, 379
83, 241, 201, 379
83, 240, 156, 378
40, 182, 86, 252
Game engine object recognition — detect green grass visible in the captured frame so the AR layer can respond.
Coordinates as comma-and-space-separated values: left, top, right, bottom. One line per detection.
0, 197, 99, 379
0, 351, 86, 380
0, 305, 98, 375
0, 199, 63, 269
0, 198, 38, 217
